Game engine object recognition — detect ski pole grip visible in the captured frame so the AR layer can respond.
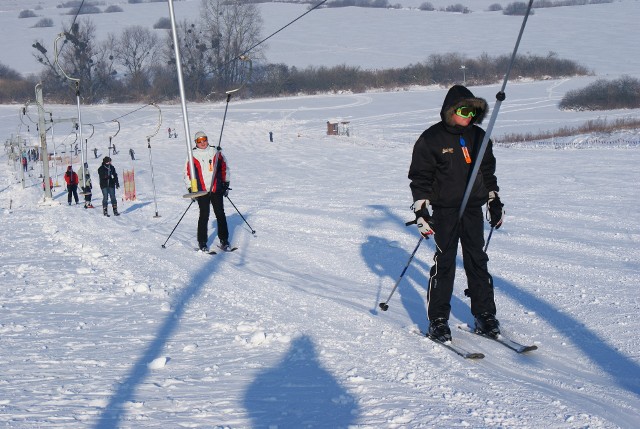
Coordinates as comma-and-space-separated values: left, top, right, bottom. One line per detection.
405, 219, 416, 226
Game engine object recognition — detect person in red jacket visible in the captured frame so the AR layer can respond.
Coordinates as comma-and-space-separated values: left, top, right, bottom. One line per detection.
64, 165, 79, 205
184, 131, 231, 252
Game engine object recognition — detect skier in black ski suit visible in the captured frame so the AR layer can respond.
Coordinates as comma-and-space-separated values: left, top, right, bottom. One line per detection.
98, 156, 120, 216
408, 84, 505, 342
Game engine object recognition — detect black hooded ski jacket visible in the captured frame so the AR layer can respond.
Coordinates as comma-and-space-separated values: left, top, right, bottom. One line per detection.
98, 162, 120, 189
409, 85, 499, 208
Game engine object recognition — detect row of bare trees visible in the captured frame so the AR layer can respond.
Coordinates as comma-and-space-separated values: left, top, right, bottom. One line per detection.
1, 0, 594, 105
28, 0, 263, 103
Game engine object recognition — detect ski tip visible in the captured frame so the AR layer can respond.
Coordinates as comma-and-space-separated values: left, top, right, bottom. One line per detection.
518, 345, 538, 353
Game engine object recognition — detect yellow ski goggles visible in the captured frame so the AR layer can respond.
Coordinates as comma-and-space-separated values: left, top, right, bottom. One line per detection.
455, 106, 476, 118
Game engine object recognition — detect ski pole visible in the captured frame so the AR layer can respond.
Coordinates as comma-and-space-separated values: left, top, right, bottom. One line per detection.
484, 226, 494, 253
379, 236, 424, 311
457, 0, 534, 220
225, 195, 256, 235
161, 200, 193, 248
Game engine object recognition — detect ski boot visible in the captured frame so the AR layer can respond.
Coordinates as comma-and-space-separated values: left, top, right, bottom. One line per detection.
219, 240, 231, 251
103, 206, 110, 217
112, 204, 120, 216
428, 318, 452, 342
474, 312, 501, 338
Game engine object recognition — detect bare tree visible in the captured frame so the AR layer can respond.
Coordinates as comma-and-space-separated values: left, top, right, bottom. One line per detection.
93, 34, 123, 101
199, 0, 264, 93
32, 19, 109, 102
114, 25, 159, 93
164, 19, 211, 98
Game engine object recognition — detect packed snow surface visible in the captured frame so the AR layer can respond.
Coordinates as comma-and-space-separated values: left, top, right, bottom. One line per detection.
1, 81, 639, 427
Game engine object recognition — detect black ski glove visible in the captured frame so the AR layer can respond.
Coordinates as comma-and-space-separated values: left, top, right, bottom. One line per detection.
487, 191, 504, 229
414, 199, 434, 237
223, 181, 231, 197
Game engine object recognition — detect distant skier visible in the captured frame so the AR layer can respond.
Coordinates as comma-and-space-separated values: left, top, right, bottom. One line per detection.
168, 127, 172, 138
64, 165, 79, 205
98, 156, 120, 216
129, 148, 135, 160
408, 84, 505, 343
184, 131, 231, 252
93, 147, 98, 159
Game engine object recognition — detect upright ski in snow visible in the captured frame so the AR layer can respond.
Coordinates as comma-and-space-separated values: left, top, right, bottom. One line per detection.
458, 324, 537, 353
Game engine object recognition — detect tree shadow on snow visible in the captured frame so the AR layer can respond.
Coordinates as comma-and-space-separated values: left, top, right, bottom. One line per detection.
93, 251, 222, 428
242, 335, 360, 428
494, 276, 640, 397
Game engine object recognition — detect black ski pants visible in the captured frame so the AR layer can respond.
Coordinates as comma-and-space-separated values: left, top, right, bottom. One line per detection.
82, 186, 92, 204
67, 184, 79, 204
196, 192, 229, 246
427, 206, 496, 321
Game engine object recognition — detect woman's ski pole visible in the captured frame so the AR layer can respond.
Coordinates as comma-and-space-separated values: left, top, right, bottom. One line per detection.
161, 200, 194, 248
226, 195, 256, 235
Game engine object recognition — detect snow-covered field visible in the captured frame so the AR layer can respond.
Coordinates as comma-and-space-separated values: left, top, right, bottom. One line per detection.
1, 0, 640, 428
1, 0, 639, 77
1, 81, 639, 427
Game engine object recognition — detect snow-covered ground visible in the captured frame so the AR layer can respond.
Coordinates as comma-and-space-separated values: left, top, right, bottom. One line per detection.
1, 0, 640, 428
1, 79, 639, 427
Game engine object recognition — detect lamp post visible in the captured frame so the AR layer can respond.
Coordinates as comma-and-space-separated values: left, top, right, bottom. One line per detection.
460, 65, 466, 85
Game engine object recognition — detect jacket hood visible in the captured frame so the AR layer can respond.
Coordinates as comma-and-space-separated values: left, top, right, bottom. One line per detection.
440, 85, 488, 128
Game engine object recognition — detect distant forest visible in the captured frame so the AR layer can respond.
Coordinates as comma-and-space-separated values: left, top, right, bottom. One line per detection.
0, 51, 592, 105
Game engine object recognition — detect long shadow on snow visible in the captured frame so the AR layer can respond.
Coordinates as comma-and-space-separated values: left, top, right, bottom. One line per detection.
243, 335, 360, 428
494, 275, 640, 397
93, 250, 222, 428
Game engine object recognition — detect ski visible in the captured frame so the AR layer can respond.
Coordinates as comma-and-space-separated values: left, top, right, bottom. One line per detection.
217, 245, 238, 252
194, 248, 217, 255
458, 324, 537, 353
419, 331, 484, 359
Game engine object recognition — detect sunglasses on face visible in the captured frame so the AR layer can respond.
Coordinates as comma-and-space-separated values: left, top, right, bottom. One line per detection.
195, 137, 208, 144
455, 106, 476, 118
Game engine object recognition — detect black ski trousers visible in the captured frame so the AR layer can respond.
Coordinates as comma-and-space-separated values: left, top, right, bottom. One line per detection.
427, 206, 496, 321
67, 184, 79, 204
196, 192, 229, 246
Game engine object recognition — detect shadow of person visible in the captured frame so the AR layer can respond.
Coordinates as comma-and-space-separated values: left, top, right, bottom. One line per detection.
243, 335, 360, 428
94, 256, 221, 428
